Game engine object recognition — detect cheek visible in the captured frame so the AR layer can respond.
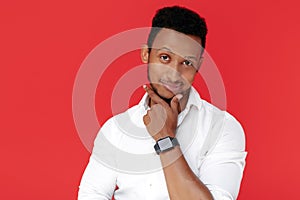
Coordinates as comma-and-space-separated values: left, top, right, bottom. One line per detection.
181, 71, 197, 84
148, 64, 168, 77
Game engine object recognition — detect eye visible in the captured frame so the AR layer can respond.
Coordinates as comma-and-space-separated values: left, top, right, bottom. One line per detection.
183, 60, 194, 67
160, 54, 170, 62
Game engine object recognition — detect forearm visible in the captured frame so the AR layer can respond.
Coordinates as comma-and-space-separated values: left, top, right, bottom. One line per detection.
160, 146, 213, 200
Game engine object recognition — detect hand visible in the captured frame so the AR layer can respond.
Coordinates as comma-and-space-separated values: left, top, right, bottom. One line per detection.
142, 85, 183, 141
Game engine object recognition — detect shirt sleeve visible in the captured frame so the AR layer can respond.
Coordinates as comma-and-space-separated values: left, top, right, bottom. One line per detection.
78, 155, 117, 200
198, 113, 247, 200
78, 119, 119, 200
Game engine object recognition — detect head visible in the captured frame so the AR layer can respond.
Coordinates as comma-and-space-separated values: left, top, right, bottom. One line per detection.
141, 6, 208, 103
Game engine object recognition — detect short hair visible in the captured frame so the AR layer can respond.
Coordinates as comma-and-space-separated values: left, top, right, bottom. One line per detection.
147, 6, 208, 52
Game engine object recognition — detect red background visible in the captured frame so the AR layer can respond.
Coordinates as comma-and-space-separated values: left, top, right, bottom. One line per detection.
1, 0, 300, 199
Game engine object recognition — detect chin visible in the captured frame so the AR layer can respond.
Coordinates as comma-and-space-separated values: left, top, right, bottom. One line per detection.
159, 89, 175, 98
150, 84, 172, 99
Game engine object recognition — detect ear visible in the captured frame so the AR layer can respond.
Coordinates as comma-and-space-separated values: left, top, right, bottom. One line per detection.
141, 44, 149, 64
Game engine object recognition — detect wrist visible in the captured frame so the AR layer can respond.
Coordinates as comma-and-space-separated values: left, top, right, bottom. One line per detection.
154, 136, 179, 155
154, 131, 176, 142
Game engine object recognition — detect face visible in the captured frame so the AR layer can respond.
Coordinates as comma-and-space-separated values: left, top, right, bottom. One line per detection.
141, 28, 203, 100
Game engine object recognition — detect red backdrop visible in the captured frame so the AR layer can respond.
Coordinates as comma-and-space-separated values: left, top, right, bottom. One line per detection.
1, 0, 300, 199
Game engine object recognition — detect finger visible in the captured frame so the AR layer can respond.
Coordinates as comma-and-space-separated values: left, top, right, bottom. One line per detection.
143, 113, 150, 126
143, 85, 168, 107
170, 94, 183, 112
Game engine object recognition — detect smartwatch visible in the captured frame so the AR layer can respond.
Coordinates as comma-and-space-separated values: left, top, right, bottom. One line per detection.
154, 136, 179, 155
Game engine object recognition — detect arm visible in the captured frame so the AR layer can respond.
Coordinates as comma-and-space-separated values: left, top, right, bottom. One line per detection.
142, 86, 246, 200
198, 113, 247, 200
159, 146, 214, 200
78, 122, 119, 200
78, 156, 117, 200
143, 85, 213, 200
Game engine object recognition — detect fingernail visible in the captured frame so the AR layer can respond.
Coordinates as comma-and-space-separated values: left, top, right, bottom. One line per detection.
143, 85, 147, 90
176, 94, 183, 100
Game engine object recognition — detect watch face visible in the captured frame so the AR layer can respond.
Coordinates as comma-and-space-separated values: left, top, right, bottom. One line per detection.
158, 137, 173, 151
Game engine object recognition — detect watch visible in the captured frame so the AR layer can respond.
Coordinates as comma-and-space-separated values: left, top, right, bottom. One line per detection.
154, 136, 179, 155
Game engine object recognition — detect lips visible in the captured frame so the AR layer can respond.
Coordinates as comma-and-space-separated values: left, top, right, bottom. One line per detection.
159, 79, 183, 94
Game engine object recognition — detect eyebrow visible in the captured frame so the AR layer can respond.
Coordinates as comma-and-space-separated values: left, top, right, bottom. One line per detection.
184, 56, 198, 62
157, 47, 175, 54
157, 47, 198, 62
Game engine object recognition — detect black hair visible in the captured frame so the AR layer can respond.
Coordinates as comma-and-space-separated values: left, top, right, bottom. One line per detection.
147, 6, 208, 52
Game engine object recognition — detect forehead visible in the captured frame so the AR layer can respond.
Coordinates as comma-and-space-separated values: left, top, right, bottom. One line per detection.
151, 28, 202, 58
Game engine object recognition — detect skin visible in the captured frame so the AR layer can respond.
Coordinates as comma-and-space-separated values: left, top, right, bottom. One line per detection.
141, 28, 213, 200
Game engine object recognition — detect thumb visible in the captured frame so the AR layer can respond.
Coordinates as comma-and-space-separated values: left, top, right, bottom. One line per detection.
170, 94, 183, 112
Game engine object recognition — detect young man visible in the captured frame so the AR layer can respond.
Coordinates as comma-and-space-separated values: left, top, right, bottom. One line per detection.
78, 6, 246, 200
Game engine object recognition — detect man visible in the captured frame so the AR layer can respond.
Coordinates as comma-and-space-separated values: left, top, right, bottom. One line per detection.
78, 6, 246, 200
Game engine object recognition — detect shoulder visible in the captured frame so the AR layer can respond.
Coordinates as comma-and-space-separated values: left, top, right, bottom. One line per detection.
200, 99, 246, 152
221, 112, 246, 151
200, 99, 243, 128
99, 104, 141, 134
91, 104, 142, 162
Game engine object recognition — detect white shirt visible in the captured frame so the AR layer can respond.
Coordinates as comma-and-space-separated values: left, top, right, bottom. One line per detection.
78, 87, 247, 200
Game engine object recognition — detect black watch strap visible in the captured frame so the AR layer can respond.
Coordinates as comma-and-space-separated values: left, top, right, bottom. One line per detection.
154, 136, 179, 155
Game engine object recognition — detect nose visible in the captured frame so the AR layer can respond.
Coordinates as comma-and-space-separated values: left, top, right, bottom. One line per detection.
166, 59, 181, 81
